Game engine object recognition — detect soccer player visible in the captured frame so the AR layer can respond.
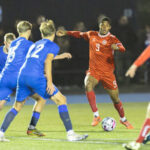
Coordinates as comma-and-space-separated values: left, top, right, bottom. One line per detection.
0, 21, 45, 138
56, 17, 133, 129
0, 20, 88, 142
0, 33, 16, 110
123, 45, 150, 150
0, 22, 72, 138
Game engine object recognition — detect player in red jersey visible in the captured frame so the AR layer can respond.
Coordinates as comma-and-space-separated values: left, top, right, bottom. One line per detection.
57, 17, 133, 129
123, 45, 150, 150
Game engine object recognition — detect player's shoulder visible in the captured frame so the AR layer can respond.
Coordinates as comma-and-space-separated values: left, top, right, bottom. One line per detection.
27, 40, 34, 45
109, 33, 117, 39
88, 30, 98, 36
45, 40, 59, 50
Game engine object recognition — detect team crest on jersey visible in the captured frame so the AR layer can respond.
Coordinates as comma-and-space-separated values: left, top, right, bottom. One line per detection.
102, 40, 107, 45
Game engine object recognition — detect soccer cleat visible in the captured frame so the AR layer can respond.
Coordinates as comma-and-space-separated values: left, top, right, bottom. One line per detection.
27, 128, 45, 137
0, 131, 9, 142
123, 141, 141, 150
120, 120, 134, 129
67, 131, 88, 141
91, 116, 102, 126
143, 133, 150, 144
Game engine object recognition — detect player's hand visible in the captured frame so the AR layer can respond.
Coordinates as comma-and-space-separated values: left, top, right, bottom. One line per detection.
111, 44, 119, 50
56, 30, 67, 37
46, 82, 55, 95
61, 53, 72, 59
125, 64, 137, 78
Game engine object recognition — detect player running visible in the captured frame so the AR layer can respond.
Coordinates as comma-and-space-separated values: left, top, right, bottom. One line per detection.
56, 17, 133, 129
0, 19, 88, 142
123, 45, 150, 150
0, 33, 16, 110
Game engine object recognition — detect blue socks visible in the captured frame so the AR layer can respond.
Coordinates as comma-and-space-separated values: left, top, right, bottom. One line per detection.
0, 108, 18, 132
58, 105, 72, 131
29, 111, 40, 129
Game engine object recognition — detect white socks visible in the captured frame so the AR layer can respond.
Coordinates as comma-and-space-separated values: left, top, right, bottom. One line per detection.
120, 117, 126, 122
93, 111, 99, 117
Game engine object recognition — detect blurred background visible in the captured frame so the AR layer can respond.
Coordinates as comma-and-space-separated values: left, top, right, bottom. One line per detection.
0, 0, 150, 94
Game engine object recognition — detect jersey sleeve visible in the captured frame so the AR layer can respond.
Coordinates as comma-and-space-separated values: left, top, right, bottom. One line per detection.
134, 45, 150, 67
67, 31, 91, 40
48, 43, 60, 57
113, 36, 125, 52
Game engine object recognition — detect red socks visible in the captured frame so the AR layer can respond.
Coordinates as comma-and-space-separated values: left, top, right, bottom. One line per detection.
86, 91, 98, 112
114, 101, 125, 118
136, 118, 150, 143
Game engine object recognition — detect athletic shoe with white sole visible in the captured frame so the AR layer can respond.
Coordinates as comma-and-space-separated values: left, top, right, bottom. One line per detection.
0, 131, 9, 142
67, 130, 88, 141
123, 141, 141, 150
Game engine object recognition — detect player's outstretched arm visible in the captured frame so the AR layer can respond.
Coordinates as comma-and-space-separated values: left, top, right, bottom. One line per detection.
125, 64, 138, 78
53, 52, 72, 60
56, 29, 90, 40
56, 30, 67, 37
45, 54, 55, 95
126, 45, 150, 78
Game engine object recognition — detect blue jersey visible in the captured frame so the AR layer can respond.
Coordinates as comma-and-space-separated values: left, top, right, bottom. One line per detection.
0, 46, 7, 72
21, 39, 59, 77
1, 37, 33, 78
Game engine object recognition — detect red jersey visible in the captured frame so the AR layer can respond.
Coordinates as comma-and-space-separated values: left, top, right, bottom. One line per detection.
134, 45, 150, 67
67, 31, 125, 74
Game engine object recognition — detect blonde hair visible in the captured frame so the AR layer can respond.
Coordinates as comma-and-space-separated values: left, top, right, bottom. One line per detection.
39, 20, 55, 37
17, 20, 32, 34
4, 33, 16, 42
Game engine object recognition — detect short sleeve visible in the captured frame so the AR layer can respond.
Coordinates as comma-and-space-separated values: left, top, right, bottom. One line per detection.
48, 43, 60, 57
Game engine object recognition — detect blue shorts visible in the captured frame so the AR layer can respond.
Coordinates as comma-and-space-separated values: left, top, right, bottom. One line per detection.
0, 95, 11, 102
16, 75, 59, 101
0, 75, 17, 101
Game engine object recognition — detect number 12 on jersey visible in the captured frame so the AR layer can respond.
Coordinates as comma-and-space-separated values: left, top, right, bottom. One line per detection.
27, 44, 44, 59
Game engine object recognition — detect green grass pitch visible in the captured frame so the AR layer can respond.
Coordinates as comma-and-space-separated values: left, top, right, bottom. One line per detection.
0, 102, 150, 150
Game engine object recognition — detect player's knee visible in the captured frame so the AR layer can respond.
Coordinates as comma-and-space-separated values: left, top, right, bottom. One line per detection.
0, 102, 5, 111
56, 95, 67, 105
85, 82, 93, 91
13, 102, 24, 112
110, 95, 119, 103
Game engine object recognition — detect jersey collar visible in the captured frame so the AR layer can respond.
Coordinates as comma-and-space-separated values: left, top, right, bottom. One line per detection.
98, 32, 110, 38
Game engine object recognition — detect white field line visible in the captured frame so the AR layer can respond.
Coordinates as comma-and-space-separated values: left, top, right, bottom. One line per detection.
8, 136, 134, 145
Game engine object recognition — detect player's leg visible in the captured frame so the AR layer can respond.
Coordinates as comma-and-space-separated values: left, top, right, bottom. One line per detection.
102, 74, 133, 129
123, 103, 150, 150
84, 73, 101, 126
0, 87, 12, 111
0, 96, 11, 111
106, 88, 133, 129
0, 78, 32, 142
27, 93, 46, 136
0, 100, 26, 142
137, 102, 150, 144
0, 100, 7, 111
51, 91, 88, 141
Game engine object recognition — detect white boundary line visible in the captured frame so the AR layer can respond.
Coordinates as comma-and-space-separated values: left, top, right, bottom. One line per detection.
8, 136, 133, 145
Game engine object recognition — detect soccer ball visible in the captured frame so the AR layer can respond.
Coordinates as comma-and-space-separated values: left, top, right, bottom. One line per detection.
101, 117, 116, 131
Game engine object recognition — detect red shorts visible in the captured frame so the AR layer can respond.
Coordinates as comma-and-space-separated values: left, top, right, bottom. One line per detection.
86, 70, 118, 90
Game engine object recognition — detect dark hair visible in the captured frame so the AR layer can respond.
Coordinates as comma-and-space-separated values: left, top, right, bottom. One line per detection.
100, 17, 111, 25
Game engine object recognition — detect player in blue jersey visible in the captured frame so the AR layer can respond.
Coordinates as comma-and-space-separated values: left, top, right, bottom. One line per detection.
0, 22, 71, 137
0, 21, 33, 101
0, 33, 16, 110
0, 20, 88, 142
